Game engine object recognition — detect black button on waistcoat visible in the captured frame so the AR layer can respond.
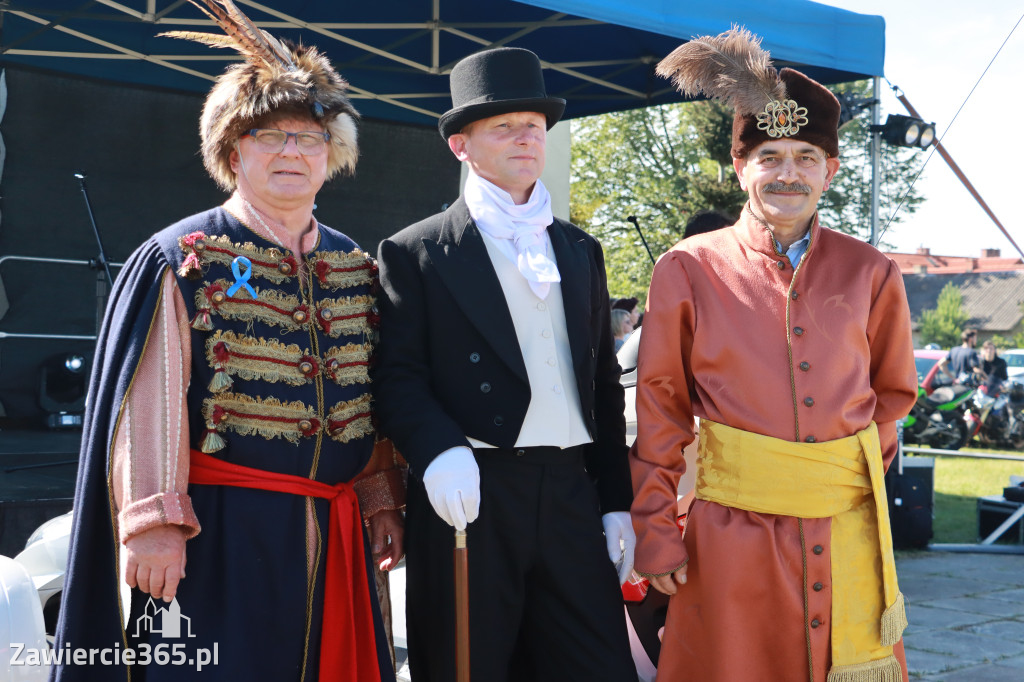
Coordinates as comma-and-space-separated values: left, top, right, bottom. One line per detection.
813, 582, 824, 592
799, 362, 810, 371
804, 397, 815, 407
812, 545, 824, 555
794, 327, 804, 336
480, 382, 491, 393
469, 352, 480, 363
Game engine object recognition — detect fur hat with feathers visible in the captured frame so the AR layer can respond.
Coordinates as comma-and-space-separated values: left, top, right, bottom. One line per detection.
657, 26, 840, 159
161, 0, 359, 190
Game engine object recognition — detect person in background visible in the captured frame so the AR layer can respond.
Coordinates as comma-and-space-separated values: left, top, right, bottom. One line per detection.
612, 296, 641, 328
682, 210, 734, 239
938, 328, 980, 383
978, 340, 1008, 395
612, 308, 634, 352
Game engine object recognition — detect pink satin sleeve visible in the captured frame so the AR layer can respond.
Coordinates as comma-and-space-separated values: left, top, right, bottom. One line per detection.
111, 268, 200, 543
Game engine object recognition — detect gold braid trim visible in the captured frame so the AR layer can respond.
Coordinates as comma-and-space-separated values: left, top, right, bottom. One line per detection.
313, 249, 376, 291
323, 343, 373, 386
317, 294, 375, 339
198, 279, 307, 332
205, 330, 314, 388
326, 394, 374, 444
202, 393, 318, 445
825, 654, 903, 682
199, 234, 299, 284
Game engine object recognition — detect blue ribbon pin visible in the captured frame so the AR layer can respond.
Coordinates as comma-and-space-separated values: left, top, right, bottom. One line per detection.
226, 256, 258, 299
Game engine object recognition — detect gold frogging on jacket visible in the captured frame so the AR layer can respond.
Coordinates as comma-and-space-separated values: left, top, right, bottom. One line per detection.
696, 420, 907, 682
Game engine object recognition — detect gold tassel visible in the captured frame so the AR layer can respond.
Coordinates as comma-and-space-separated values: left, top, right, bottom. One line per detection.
880, 591, 907, 647
208, 369, 233, 393
200, 428, 226, 453
191, 310, 214, 332
826, 654, 903, 682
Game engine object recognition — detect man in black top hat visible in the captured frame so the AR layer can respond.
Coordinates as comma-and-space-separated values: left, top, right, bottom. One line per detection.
373, 47, 638, 681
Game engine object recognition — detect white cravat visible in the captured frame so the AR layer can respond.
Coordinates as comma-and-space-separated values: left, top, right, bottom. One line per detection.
463, 171, 560, 299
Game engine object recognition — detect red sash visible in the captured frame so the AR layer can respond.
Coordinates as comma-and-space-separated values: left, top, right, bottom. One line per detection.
189, 450, 382, 682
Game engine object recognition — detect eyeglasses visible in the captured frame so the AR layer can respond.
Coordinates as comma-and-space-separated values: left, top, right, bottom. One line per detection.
243, 129, 331, 155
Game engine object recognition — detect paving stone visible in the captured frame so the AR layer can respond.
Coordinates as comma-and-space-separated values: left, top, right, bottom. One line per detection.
904, 629, 1024, 662
904, 604, 991, 633
927, 595, 1024, 618
930, 661, 1024, 681
963, 619, 1024, 643
905, 648, 959, 676
900, 575, 998, 601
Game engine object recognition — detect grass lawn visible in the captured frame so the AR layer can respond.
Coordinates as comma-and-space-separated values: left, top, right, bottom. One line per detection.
908, 452, 1024, 544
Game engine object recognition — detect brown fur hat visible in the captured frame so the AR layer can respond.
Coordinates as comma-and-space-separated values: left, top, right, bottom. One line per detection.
656, 27, 840, 160
161, 1, 358, 190
730, 68, 839, 159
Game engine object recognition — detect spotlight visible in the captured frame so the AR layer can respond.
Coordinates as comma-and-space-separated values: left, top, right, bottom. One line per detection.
877, 114, 936, 149
39, 352, 90, 429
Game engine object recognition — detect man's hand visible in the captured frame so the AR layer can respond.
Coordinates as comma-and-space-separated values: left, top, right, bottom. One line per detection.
601, 512, 636, 585
422, 447, 480, 530
367, 508, 404, 571
648, 566, 688, 596
124, 525, 187, 602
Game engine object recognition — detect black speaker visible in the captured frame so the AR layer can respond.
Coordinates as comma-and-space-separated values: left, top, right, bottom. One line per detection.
886, 456, 934, 549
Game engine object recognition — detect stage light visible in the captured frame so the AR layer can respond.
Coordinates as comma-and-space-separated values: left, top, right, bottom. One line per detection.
877, 114, 936, 149
38, 352, 90, 429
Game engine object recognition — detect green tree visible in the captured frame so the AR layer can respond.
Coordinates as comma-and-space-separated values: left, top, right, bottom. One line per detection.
918, 282, 970, 348
570, 80, 927, 300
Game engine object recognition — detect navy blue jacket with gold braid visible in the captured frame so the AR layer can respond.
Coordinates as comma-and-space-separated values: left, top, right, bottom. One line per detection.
53, 207, 394, 682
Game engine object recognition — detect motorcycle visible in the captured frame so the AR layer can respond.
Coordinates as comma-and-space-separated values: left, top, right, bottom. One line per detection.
964, 380, 1024, 449
901, 374, 974, 451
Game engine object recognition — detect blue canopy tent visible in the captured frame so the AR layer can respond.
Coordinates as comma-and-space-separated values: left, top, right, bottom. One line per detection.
0, 0, 886, 430
0, 0, 884, 125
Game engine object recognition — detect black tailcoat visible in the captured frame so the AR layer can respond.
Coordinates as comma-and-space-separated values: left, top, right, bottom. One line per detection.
374, 196, 636, 682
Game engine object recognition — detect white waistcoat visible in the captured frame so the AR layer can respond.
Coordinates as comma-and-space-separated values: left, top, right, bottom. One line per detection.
467, 229, 592, 449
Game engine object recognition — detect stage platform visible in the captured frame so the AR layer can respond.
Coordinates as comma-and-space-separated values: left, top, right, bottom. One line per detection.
0, 429, 80, 556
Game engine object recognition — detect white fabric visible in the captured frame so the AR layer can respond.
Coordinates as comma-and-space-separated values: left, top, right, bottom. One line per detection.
422, 446, 480, 530
480, 231, 591, 448
602, 511, 636, 585
463, 170, 560, 299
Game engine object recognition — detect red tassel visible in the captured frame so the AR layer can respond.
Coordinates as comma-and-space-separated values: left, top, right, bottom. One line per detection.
182, 231, 206, 247
315, 259, 332, 285
213, 341, 231, 365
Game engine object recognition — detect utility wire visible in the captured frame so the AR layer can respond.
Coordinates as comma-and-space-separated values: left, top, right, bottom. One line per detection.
877, 10, 1024, 246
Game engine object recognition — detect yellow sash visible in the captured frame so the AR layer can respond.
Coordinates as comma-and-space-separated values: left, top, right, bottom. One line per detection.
696, 420, 907, 682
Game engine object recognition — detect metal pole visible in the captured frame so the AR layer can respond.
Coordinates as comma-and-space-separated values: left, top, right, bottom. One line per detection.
869, 76, 882, 246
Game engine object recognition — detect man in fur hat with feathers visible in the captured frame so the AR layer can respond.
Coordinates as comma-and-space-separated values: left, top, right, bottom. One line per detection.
52, 2, 403, 680
629, 29, 918, 682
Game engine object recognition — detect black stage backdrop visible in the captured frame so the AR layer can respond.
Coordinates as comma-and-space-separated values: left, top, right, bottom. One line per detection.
0, 65, 460, 423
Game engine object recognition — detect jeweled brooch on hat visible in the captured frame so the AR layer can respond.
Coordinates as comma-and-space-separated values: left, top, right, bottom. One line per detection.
757, 99, 808, 138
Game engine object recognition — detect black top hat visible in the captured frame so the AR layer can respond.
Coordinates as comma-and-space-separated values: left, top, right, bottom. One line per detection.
438, 47, 566, 140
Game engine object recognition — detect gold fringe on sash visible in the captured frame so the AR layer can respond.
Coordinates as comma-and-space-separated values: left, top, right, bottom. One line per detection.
826, 654, 904, 682
881, 592, 907, 647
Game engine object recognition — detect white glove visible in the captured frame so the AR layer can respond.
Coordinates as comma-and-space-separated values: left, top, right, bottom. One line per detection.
602, 511, 636, 585
422, 446, 481, 530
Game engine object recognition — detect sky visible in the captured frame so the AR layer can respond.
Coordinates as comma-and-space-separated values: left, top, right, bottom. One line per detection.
821, 0, 1023, 258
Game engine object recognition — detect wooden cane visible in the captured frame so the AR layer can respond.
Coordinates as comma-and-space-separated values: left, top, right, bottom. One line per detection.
454, 528, 470, 682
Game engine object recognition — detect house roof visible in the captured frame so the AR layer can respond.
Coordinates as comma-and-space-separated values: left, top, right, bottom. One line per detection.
888, 250, 1024, 275
902, 271, 1024, 333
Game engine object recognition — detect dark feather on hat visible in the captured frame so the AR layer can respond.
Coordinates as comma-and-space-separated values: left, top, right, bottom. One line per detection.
656, 26, 787, 117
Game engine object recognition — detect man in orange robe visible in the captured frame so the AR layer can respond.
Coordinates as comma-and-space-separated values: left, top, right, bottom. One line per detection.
630, 29, 918, 682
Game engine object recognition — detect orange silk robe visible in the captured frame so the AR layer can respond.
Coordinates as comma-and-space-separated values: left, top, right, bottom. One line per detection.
630, 207, 917, 682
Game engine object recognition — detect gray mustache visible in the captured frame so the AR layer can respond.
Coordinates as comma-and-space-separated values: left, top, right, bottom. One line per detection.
763, 182, 812, 194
